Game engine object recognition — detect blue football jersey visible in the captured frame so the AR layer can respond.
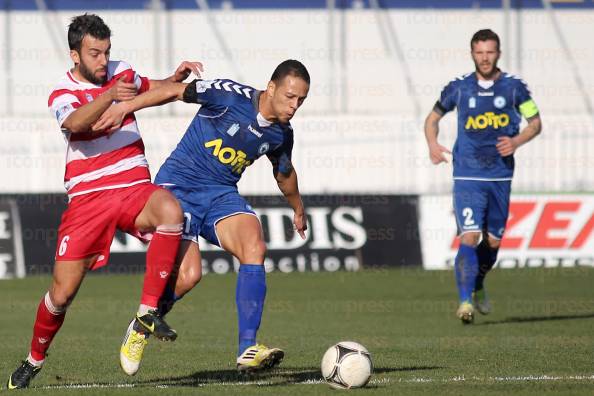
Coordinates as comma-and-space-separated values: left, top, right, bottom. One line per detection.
156, 79, 294, 187
436, 72, 538, 180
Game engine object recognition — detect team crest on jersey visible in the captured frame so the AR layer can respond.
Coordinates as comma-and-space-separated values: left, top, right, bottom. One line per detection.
258, 142, 270, 155
494, 96, 506, 109
85, 93, 94, 102
468, 97, 476, 109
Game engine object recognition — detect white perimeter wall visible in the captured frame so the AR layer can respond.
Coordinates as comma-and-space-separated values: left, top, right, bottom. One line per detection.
0, 9, 593, 194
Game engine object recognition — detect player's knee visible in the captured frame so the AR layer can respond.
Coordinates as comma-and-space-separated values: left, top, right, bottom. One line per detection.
48, 287, 74, 311
245, 239, 267, 263
460, 232, 480, 247
487, 236, 501, 249
158, 194, 183, 225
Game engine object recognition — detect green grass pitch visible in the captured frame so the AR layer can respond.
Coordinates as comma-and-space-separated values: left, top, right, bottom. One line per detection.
1, 267, 593, 395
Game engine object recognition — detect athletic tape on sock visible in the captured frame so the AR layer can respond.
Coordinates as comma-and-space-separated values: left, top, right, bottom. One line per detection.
27, 353, 44, 367
44, 292, 66, 315
156, 223, 183, 236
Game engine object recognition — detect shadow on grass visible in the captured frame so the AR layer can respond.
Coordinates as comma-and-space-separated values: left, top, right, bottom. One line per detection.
139, 365, 443, 388
40, 365, 443, 389
477, 312, 594, 326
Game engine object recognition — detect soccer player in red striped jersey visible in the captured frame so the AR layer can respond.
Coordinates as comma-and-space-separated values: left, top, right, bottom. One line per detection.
7, 14, 202, 389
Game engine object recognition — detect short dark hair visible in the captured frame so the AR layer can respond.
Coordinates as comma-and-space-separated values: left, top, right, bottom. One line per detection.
470, 29, 500, 51
270, 59, 310, 85
68, 14, 111, 52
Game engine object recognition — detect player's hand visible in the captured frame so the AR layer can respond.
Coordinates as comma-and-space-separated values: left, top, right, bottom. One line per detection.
108, 76, 138, 102
428, 142, 452, 164
172, 61, 204, 82
293, 211, 308, 240
496, 136, 519, 157
91, 103, 128, 136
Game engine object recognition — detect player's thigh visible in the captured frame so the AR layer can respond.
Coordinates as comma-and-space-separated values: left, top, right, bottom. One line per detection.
453, 180, 488, 236
486, 181, 512, 240
134, 186, 183, 231
50, 255, 97, 307
215, 214, 265, 264
202, 191, 264, 263
176, 240, 203, 292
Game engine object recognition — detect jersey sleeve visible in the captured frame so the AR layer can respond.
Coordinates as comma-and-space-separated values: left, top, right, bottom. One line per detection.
111, 60, 150, 94
48, 89, 81, 128
267, 128, 294, 176
434, 80, 459, 115
134, 71, 150, 94
514, 79, 539, 119
182, 79, 254, 107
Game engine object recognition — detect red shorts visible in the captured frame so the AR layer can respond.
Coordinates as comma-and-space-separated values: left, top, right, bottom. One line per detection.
55, 182, 161, 269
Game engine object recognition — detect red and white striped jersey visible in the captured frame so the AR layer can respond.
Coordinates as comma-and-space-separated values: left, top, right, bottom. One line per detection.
48, 60, 151, 199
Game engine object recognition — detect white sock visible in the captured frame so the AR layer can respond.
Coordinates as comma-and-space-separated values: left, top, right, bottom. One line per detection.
27, 353, 44, 367
137, 304, 156, 316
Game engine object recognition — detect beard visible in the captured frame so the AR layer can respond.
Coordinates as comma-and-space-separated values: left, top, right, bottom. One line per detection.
474, 61, 499, 80
79, 60, 107, 85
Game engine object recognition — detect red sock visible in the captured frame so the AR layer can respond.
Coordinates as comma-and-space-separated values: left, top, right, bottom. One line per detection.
30, 293, 66, 361
141, 226, 182, 307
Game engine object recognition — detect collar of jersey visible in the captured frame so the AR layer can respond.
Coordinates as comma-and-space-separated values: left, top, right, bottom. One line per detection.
67, 70, 101, 87
473, 68, 503, 88
251, 90, 274, 127
256, 112, 273, 128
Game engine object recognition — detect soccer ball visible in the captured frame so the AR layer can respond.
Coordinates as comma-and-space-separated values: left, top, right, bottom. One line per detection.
321, 341, 373, 389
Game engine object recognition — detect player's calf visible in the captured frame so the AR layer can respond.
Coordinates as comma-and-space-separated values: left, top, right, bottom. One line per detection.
8, 294, 65, 389
137, 223, 183, 332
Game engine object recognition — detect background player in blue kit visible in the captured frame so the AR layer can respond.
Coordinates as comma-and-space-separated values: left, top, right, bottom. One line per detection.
93, 60, 309, 372
423, 30, 542, 324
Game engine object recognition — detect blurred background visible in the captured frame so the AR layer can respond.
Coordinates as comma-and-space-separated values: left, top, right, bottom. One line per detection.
0, 0, 593, 277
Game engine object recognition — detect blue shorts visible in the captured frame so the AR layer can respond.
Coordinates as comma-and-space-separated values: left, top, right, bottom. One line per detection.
453, 179, 511, 239
159, 183, 256, 247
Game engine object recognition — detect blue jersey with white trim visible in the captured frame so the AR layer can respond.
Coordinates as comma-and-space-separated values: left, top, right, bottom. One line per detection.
156, 79, 294, 187
437, 72, 536, 180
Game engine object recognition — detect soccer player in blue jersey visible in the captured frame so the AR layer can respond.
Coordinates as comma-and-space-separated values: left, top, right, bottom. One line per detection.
93, 60, 309, 372
424, 30, 542, 324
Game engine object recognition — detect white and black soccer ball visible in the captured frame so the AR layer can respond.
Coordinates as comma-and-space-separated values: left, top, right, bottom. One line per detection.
321, 341, 373, 389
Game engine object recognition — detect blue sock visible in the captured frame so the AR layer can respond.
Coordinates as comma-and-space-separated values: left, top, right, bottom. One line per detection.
474, 239, 499, 291
158, 282, 182, 317
236, 264, 266, 357
454, 244, 479, 303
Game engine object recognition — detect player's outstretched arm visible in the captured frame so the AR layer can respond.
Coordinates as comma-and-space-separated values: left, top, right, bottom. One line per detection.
149, 61, 204, 89
92, 82, 187, 132
274, 165, 307, 240
63, 77, 138, 133
424, 110, 452, 164
496, 115, 542, 157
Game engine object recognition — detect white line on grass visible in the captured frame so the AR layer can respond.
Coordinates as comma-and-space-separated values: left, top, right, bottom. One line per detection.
402, 374, 594, 384
39, 374, 594, 390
